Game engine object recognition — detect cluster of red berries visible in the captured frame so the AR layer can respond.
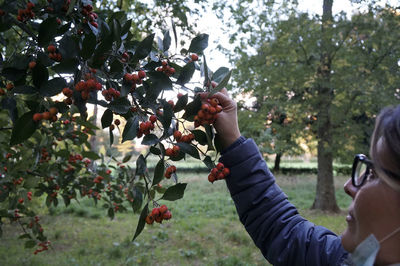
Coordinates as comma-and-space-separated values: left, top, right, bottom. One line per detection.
5, 153, 12, 159
123, 187, 134, 202
173, 131, 195, 143
32, 107, 58, 122
145, 205, 172, 224
64, 164, 75, 173
156, 61, 176, 76
75, 79, 102, 101
62, 87, 73, 105
68, 153, 83, 163
194, 98, 223, 128
17, 2, 35, 22
93, 175, 104, 184
14, 209, 21, 219
27, 191, 32, 201
136, 115, 157, 138
81, 4, 98, 28
0, 83, 14, 95
83, 158, 91, 167
27, 215, 40, 229
102, 87, 121, 101
164, 165, 177, 179
124, 70, 146, 91
33, 241, 50, 255
47, 45, 62, 62
110, 119, 121, 131
40, 148, 51, 163
165, 145, 180, 157
13, 177, 24, 186
208, 162, 230, 183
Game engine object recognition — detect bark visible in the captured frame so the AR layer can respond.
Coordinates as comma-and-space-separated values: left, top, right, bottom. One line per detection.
274, 153, 281, 172
311, 0, 340, 212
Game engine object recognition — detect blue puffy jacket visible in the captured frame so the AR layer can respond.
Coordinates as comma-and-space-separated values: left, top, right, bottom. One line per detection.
220, 137, 349, 266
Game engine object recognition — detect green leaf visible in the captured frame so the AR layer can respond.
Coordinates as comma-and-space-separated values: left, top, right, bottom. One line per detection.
141, 134, 159, 146
82, 151, 101, 160
122, 153, 132, 163
13, 85, 36, 94
18, 234, 32, 240
150, 146, 161, 155
163, 30, 171, 52
81, 32, 96, 60
10, 112, 37, 146
132, 203, 149, 241
108, 207, 115, 220
135, 154, 147, 176
209, 70, 232, 96
212, 67, 230, 83
134, 34, 155, 60
1, 68, 26, 82
24, 240, 36, 249
183, 95, 202, 121
109, 127, 114, 146
161, 183, 187, 201
148, 71, 173, 91
39, 78, 67, 97
176, 62, 195, 85
130, 187, 143, 212
174, 94, 188, 113
32, 62, 49, 88
108, 97, 131, 114
38, 17, 58, 47
52, 58, 79, 74
152, 159, 165, 186
205, 124, 215, 151
59, 35, 79, 60
122, 116, 139, 143
203, 156, 215, 170
191, 130, 208, 145
177, 142, 200, 160
159, 100, 173, 132
188, 34, 209, 54
101, 109, 113, 129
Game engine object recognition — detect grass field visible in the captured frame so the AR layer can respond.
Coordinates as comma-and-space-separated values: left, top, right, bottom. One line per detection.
0, 172, 351, 266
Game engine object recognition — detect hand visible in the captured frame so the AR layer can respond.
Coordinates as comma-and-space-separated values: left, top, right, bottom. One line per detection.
200, 88, 241, 149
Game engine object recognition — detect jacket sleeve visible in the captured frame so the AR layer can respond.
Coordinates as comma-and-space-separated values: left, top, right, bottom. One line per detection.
220, 137, 348, 266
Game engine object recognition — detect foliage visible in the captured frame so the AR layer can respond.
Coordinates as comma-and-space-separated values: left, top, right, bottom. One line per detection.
214, 0, 400, 210
0, 0, 231, 253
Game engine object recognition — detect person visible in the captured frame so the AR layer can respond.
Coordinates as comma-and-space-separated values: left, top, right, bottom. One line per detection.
202, 88, 400, 265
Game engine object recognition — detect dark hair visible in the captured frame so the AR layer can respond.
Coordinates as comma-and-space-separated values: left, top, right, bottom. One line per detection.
370, 104, 400, 184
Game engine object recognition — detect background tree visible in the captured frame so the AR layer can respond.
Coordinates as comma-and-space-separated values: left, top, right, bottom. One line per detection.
215, 0, 400, 211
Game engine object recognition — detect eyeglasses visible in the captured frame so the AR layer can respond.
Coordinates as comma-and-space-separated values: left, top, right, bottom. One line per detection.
351, 154, 374, 187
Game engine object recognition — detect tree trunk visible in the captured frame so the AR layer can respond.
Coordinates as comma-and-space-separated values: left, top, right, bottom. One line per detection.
311, 0, 340, 212
274, 153, 281, 172
89, 103, 98, 153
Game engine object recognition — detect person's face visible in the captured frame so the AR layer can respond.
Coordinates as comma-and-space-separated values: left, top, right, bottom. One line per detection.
341, 145, 400, 264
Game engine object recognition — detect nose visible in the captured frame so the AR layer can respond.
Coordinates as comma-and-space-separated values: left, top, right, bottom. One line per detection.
344, 178, 358, 198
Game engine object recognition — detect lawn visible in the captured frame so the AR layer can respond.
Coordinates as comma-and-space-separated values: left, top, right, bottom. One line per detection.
0, 172, 351, 266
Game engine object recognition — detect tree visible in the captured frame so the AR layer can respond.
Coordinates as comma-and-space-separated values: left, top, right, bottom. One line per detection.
215, 0, 400, 211
0, 0, 231, 253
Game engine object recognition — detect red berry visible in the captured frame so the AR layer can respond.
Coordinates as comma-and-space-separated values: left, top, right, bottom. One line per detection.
33, 113, 43, 122
149, 115, 157, 123
114, 119, 120, 126
191, 53, 199, 61
29, 61, 36, 69
216, 162, 224, 171
138, 70, 146, 79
